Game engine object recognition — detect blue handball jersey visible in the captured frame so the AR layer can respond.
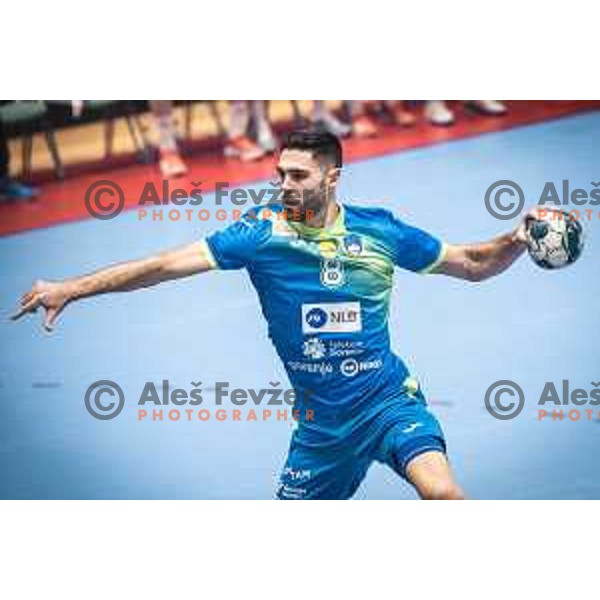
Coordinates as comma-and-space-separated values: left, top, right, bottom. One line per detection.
203, 203, 445, 446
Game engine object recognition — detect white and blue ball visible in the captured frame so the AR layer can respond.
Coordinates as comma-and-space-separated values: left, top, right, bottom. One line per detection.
526, 209, 584, 269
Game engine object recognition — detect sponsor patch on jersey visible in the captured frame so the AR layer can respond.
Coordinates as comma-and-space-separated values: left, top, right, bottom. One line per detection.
302, 302, 362, 334
302, 337, 327, 359
339, 357, 383, 377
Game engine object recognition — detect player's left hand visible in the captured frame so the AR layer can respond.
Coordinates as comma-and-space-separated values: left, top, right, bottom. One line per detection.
11, 279, 71, 332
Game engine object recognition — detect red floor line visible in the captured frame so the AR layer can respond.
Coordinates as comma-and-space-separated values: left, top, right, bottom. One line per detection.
1, 101, 599, 238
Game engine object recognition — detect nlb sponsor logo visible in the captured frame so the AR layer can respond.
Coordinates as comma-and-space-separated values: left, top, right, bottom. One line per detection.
302, 302, 362, 334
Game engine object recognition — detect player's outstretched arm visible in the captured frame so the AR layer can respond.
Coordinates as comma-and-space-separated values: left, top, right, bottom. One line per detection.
11, 241, 216, 331
431, 207, 540, 282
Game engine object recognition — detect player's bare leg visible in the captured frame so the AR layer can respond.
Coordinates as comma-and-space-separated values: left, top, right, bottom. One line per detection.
384, 100, 416, 127
350, 101, 379, 137
311, 100, 352, 137
224, 101, 267, 161
150, 100, 188, 177
405, 451, 465, 500
251, 101, 277, 153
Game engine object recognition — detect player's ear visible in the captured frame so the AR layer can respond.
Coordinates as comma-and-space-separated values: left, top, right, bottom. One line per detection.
324, 165, 341, 187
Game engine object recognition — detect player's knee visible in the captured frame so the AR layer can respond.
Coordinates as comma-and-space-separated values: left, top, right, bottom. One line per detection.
420, 481, 465, 500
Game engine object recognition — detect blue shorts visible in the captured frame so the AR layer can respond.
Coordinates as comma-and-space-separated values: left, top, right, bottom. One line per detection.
276, 384, 446, 500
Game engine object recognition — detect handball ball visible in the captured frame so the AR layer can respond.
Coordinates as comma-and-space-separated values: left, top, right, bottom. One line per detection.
525, 209, 585, 269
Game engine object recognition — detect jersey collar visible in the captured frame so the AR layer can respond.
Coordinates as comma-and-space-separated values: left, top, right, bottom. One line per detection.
289, 203, 346, 238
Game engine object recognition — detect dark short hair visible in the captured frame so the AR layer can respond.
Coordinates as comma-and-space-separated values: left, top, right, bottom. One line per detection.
280, 129, 343, 169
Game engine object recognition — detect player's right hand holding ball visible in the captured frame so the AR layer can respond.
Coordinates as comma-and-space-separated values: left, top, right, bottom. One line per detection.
518, 206, 585, 270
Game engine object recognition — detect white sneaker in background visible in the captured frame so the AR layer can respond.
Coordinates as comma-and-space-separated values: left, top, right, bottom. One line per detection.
425, 101, 456, 126
467, 100, 508, 115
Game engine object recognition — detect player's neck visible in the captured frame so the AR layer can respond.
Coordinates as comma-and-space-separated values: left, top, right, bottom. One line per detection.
305, 200, 341, 229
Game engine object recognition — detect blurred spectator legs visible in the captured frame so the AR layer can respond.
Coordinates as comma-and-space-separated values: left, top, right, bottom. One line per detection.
349, 101, 416, 136
224, 101, 269, 162
0, 100, 515, 188
466, 100, 508, 116
150, 100, 188, 177
383, 101, 416, 127
0, 115, 38, 202
350, 101, 380, 137
311, 101, 351, 137
424, 101, 456, 125
252, 101, 277, 152
425, 101, 508, 126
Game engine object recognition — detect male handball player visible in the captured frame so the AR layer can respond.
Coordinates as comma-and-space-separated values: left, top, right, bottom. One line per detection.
13, 130, 538, 500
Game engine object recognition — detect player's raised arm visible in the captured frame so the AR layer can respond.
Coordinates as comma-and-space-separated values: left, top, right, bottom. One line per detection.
11, 240, 216, 331
431, 233, 526, 282
429, 208, 542, 282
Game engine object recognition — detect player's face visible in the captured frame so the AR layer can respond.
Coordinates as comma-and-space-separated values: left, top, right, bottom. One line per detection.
276, 149, 337, 221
